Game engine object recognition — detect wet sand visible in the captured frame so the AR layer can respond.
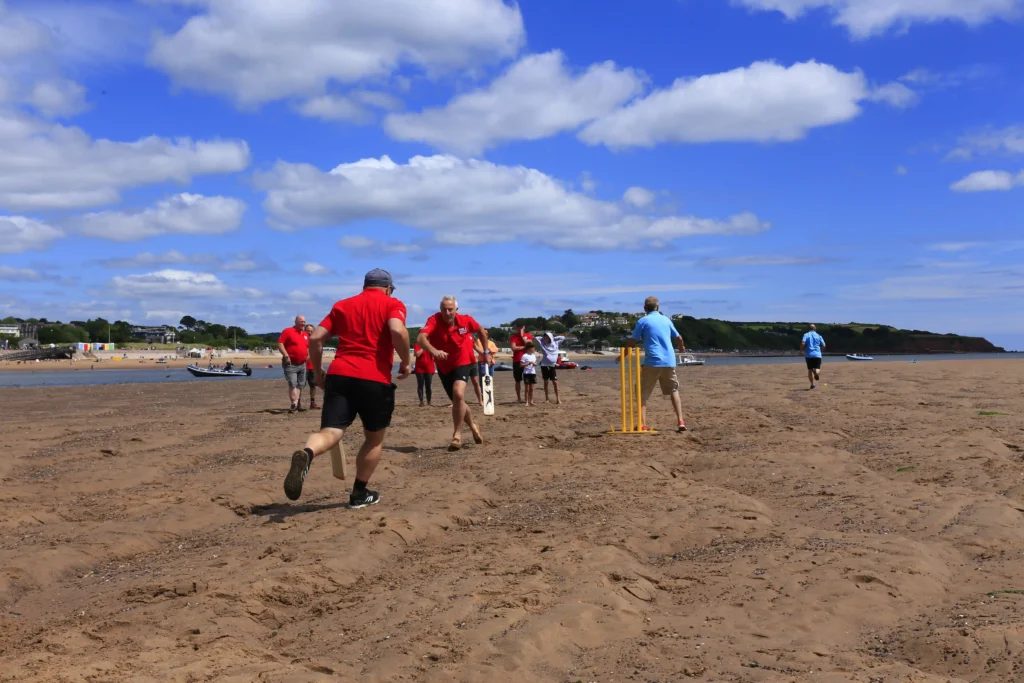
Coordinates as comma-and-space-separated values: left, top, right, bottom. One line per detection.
2, 361, 1023, 681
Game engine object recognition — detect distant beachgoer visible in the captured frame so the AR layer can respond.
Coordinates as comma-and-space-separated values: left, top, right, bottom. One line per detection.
283, 269, 410, 508
417, 296, 490, 451
413, 342, 435, 406
304, 323, 319, 409
473, 336, 499, 405
625, 296, 687, 432
801, 324, 826, 389
509, 324, 534, 404
277, 315, 309, 413
538, 332, 566, 404
520, 341, 538, 406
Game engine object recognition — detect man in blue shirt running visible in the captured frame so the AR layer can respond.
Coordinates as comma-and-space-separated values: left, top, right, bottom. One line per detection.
800, 324, 826, 389
624, 296, 687, 432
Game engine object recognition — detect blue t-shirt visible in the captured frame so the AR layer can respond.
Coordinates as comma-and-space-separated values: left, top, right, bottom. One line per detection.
631, 312, 679, 367
802, 331, 825, 358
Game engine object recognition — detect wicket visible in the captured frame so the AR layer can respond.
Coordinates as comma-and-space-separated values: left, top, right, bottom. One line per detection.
608, 347, 655, 434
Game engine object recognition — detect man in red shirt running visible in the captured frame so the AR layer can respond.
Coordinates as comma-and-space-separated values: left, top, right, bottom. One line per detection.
277, 315, 309, 413
509, 323, 534, 404
283, 269, 411, 508
417, 295, 491, 451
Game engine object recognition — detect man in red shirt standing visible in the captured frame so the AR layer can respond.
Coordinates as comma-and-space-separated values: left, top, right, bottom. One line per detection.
304, 323, 319, 409
413, 342, 435, 407
509, 323, 534, 404
283, 269, 411, 509
277, 315, 309, 413
417, 295, 491, 451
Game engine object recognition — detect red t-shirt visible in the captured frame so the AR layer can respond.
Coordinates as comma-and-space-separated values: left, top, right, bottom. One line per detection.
319, 289, 406, 384
510, 332, 533, 364
413, 343, 435, 374
278, 326, 309, 365
306, 358, 314, 371
420, 313, 482, 375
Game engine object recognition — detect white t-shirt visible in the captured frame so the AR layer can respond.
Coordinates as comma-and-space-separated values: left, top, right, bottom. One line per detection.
520, 353, 537, 374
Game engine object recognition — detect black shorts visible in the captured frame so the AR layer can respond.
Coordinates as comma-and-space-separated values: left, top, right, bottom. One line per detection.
513, 361, 524, 382
306, 367, 316, 384
321, 375, 396, 433
438, 364, 474, 400
468, 364, 479, 377
541, 366, 557, 381
805, 357, 822, 370
523, 373, 537, 385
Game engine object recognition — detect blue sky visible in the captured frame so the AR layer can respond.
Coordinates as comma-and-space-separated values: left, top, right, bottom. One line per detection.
0, 0, 1022, 349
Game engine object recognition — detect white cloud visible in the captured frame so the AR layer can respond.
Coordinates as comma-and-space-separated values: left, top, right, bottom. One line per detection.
0, 215, 63, 253
579, 60, 891, 149
259, 154, 770, 250
896, 165, 908, 175
950, 170, 1024, 192
25, 79, 88, 118
297, 95, 369, 123
733, 0, 1022, 39
96, 249, 275, 271
338, 235, 422, 254
303, 262, 335, 275
0, 108, 251, 211
868, 81, 917, 108
148, 0, 525, 106
73, 193, 246, 241
699, 255, 828, 267
947, 125, 1024, 161
0, 3, 51, 59
384, 50, 645, 155
622, 186, 656, 208
844, 272, 1024, 301
927, 242, 983, 252
0, 265, 41, 281
109, 269, 263, 300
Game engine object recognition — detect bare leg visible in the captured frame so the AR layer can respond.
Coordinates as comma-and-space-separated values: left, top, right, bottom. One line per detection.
290, 385, 301, 406
515, 379, 522, 403
450, 380, 468, 446
303, 427, 344, 455
807, 368, 815, 387
355, 429, 385, 483
553, 379, 560, 404
309, 383, 317, 406
670, 391, 683, 422
471, 374, 483, 405
543, 378, 550, 402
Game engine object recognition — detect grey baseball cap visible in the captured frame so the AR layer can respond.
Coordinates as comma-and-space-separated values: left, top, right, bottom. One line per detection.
363, 268, 393, 289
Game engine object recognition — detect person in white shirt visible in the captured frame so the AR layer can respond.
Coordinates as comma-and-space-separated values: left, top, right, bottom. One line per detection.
538, 332, 566, 404
520, 341, 538, 407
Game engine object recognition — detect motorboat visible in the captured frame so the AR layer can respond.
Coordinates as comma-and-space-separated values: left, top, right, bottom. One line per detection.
676, 354, 706, 366
494, 362, 514, 372
186, 362, 252, 377
846, 353, 874, 361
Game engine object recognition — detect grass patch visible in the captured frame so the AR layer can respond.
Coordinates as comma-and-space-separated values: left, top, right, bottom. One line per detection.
987, 589, 1024, 597
978, 411, 1008, 416
896, 466, 916, 472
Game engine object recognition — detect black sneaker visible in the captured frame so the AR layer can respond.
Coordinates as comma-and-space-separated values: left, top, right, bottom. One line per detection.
284, 450, 311, 501
349, 489, 380, 509
289, 403, 298, 413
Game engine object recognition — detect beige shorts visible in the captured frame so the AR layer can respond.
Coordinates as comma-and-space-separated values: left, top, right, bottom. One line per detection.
640, 366, 679, 401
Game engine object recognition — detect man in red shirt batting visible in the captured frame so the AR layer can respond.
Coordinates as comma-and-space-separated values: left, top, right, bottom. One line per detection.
283, 269, 411, 508
417, 295, 490, 451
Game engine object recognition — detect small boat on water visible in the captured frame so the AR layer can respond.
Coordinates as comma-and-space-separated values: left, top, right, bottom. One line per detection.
677, 354, 706, 366
187, 362, 252, 378
846, 353, 874, 361
494, 362, 514, 372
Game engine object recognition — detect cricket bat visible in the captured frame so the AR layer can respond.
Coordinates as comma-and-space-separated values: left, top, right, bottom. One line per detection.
482, 372, 495, 416
329, 440, 347, 480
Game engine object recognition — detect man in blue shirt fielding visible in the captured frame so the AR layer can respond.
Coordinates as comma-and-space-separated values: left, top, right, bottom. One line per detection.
624, 296, 687, 432
800, 324, 826, 389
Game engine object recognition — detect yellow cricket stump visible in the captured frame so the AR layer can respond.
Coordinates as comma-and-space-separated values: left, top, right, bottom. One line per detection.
607, 347, 656, 435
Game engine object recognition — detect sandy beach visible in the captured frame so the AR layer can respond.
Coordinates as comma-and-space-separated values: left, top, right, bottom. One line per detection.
2, 361, 1023, 681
